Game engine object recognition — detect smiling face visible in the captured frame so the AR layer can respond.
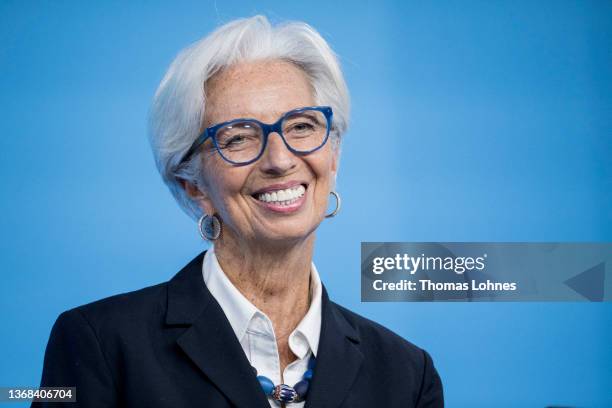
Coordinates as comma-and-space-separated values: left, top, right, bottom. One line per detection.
189, 60, 338, 247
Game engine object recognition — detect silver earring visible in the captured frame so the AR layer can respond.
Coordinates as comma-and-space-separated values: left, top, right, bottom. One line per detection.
198, 214, 221, 240
325, 191, 341, 218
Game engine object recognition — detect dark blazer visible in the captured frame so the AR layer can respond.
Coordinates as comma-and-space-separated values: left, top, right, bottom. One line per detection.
34, 251, 443, 407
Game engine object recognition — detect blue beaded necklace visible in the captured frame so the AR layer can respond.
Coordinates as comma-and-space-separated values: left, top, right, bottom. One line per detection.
253, 355, 315, 403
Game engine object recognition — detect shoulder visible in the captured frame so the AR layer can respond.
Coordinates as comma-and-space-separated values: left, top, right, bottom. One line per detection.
50, 250, 207, 345
329, 301, 444, 406
331, 301, 436, 372
78, 280, 167, 320
53, 280, 169, 342
330, 302, 444, 405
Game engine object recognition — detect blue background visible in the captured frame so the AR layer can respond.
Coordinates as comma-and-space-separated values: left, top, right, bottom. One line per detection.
1, 1, 611, 407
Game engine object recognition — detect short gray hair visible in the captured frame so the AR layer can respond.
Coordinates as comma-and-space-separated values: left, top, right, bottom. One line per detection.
148, 15, 350, 221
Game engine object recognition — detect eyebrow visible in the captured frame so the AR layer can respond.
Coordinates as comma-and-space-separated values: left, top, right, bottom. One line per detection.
209, 107, 315, 126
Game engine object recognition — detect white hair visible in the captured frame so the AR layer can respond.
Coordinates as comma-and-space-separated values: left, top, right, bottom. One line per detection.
148, 15, 350, 221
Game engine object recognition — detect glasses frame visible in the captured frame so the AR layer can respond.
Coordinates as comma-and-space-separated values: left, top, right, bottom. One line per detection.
180, 106, 333, 166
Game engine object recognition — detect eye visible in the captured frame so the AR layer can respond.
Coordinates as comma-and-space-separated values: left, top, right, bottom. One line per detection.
283, 110, 326, 139
286, 122, 317, 138
219, 135, 248, 149
292, 122, 315, 132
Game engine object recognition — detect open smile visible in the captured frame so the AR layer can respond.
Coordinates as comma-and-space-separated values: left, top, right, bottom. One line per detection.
250, 182, 308, 213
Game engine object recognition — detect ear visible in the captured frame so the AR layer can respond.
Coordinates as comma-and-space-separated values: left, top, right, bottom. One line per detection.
180, 178, 216, 216
330, 147, 340, 188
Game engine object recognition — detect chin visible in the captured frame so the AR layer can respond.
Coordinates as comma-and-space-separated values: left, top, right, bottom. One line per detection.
254, 221, 317, 245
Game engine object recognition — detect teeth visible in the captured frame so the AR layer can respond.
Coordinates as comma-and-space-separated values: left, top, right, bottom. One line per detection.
257, 185, 306, 204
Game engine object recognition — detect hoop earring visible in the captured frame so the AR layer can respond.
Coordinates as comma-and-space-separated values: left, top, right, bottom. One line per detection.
198, 214, 221, 240
325, 191, 341, 218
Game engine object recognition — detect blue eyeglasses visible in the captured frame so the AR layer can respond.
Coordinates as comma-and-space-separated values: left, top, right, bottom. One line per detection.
180, 106, 333, 166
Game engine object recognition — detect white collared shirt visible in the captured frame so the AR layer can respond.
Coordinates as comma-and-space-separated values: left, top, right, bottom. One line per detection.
202, 246, 322, 407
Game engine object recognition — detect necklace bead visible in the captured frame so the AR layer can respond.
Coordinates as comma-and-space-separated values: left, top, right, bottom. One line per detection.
273, 384, 298, 403
253, 355, 316, 403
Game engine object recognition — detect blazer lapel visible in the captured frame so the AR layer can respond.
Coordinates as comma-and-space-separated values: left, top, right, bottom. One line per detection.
305, 286, 364, 408
165, 251, 270, 408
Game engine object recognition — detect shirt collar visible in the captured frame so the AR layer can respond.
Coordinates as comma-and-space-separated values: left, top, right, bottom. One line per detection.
290, 262, 322, 358
202, 245, 322, 358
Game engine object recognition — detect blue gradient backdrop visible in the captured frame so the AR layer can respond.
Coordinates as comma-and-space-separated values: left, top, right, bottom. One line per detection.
1, 1, 611, 407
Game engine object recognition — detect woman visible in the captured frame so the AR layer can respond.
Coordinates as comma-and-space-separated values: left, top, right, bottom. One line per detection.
36, 16, 443, 407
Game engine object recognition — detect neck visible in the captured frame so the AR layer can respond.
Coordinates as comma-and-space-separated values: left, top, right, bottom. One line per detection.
213, 231, 315, 367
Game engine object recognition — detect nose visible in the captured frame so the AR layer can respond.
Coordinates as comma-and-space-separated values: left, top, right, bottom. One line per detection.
257, 131, 297, 175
